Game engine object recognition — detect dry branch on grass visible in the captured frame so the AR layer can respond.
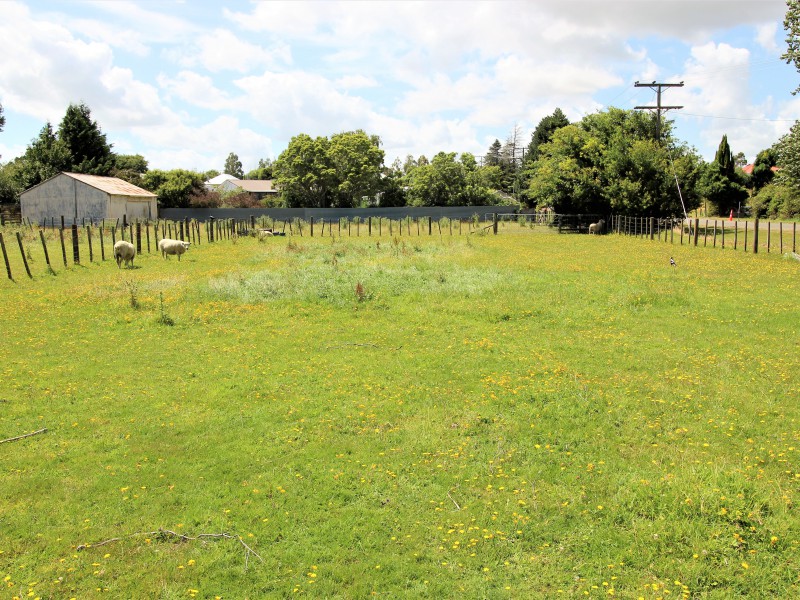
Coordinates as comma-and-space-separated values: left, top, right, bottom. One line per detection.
77, 527, 264, 569
0, 428, 48, 444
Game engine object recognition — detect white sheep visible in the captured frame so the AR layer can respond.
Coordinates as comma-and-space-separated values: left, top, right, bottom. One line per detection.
257, 229, 274, 241
113, 240, 136, 268
588, 219, 605, 235
158, 238, 191, 261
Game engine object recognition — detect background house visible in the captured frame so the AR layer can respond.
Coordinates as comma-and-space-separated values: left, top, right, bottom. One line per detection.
204, 173, 240, 190
217, 178, 279, 202
20, 172, 157, 225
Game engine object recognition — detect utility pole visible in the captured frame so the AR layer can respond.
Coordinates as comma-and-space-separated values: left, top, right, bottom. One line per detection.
634, 81, 684, 142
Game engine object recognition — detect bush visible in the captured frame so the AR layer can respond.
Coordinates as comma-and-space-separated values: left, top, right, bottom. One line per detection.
750, 183, 800, 219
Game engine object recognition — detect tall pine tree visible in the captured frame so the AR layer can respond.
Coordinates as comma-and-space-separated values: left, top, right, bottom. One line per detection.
58, 103, 115, 175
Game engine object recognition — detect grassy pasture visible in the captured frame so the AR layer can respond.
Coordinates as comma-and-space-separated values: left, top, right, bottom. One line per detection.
1, 228, 799, 599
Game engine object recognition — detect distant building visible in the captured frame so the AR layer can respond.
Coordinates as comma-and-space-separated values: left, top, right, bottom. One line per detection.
217, 178, 279, 201
204, 173, 240, 190
20, 172, 157, 225
741, 164, 780, 175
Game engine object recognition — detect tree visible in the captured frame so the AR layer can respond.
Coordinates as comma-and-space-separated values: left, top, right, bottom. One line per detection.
112, 154, 148, 184
246, 158, 273, 180
273, 134, 335, 208
16, 123, 70, 190
783, 0, 800, 94
141, 169, 205, 208
527, 108, 569, 163
327, 130, 384, 207
224, 152, 244, 178
777, 119, 800, 191
484, 139, 502, 167
58, 103, 115, 175
750, 148, 778, 192
406, 151, 494, 206
273, 130, 385, 208
525, 108, 702, 216
0, 160, 23, 204
697, 134, 748, 215
734, 151, 748, 168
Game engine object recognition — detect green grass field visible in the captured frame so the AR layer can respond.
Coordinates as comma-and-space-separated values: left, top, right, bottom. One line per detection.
1, 227, 798, 599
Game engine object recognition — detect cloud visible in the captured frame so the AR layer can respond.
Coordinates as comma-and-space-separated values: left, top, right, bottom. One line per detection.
755, 23, 780, 54
157, 71, 233, 111
167, 29, 292, 73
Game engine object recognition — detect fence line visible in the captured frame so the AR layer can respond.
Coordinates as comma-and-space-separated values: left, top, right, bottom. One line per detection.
1, 214, 504, 281
611, 215, 798, 255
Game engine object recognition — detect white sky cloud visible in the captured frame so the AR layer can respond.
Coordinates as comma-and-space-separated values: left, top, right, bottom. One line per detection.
0, 0, 796, 171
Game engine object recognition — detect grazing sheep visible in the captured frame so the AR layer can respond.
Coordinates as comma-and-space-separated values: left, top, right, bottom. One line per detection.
158, 238, 191, 261
257, 229, 274, 241
113, 240, 136, 269
588, 219, 605, 235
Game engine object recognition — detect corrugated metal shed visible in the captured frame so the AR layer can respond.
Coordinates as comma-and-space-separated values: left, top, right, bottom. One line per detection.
64, 172, 157, 197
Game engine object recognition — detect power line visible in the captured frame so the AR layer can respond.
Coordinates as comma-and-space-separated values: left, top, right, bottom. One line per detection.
677, 112, 798, 122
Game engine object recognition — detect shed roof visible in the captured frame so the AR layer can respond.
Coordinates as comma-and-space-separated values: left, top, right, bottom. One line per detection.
229, 179, 277, 193
63, 172, 156, 197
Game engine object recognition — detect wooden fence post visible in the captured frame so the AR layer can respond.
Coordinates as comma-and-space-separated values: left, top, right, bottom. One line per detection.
136, 222, 142, 253
71, 224, 80, 264
39, 230, 52, 271
0, 232, 12, 280
493, 213, 498, 235
16, 232, 32, 278
767, 221, 771, 253
713, 220, 717, 247
753, 218, 759, 254
734, 221, 738, 250
99, 226, 105, 260
780, 222, 783, 254
87, 225, 93, 262
59, 228, 67, 267
693, 219, 699, 246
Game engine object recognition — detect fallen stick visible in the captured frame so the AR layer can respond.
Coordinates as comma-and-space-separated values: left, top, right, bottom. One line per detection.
0, 428, 48, 444
77, 527, 264, 568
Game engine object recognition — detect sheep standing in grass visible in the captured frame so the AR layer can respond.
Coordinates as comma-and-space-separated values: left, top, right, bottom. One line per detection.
158, 238, 191, 261
588, 219, 605, 235
113, 240, 136, 268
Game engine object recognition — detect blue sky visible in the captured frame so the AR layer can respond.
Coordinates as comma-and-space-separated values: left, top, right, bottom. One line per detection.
1, 0, 798, 174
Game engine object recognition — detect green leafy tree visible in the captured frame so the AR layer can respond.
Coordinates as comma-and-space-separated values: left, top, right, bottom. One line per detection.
525, 108, 702, 216
112, 154, 148, 184
751, 148, 778, 192
141, 169, 204, 208
328, 130, 384, 207
224, 152, 244, 178
16, 123, 70, 189
58, 103, 115, 175
698, 135, 748, 215
783, 0, 800, 94
406, 151, 494, 206
777, 119, 800, 192
246, 158, 273, 180
273, 134, 335, 208
378, 163, 407, 207
0, 160, 23, 203
527, 108, 569, 163
484, 139, 502, 167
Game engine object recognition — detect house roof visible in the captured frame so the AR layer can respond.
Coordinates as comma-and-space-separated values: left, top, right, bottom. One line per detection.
229, 179, 277, 193
742, 164, 780, 175
206, 173, 241, 185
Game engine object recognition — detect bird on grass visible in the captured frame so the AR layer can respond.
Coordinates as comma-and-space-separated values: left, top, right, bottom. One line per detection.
670, 257, 676, 268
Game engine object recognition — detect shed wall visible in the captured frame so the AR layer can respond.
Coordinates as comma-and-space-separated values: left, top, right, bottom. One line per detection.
20, 174, 109, 225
